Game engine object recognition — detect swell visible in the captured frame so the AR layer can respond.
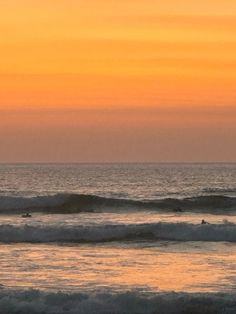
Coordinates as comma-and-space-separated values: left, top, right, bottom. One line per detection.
0, 289, 235, 314
1, 222, 236, 243
202, 187, 236, 194
0, 193, 236, 214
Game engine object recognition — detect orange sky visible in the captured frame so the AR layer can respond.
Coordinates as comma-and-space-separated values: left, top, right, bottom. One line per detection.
0, 0, 236, 162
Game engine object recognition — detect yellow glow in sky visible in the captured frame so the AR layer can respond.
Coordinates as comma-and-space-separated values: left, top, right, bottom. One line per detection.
0, 1, 236, 161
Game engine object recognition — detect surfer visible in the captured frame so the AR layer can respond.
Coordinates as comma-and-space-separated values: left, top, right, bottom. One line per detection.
173, 207, 183, 213
21, 213, 32, 218
201, 219, 209, 225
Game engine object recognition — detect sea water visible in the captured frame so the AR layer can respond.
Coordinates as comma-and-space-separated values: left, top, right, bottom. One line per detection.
0, 163, 236, 313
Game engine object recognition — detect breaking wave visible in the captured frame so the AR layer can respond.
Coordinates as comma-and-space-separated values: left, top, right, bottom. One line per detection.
0, 193, 236, 214
0, 289, 235, 314
1, 221, 236, 243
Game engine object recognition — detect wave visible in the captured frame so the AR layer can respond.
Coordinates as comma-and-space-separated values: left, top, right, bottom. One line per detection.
0, 289, 235, 314
202, 187, 236, 194
0, 193, 236, 214
1, 222, 236, 243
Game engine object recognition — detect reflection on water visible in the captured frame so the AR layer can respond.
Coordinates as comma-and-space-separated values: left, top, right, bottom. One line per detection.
1, 242, 236, 293
0, 211, 236, 227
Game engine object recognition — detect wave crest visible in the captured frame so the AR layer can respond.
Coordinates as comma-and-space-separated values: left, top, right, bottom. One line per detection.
0, 289, 235, 314
0, 193, 236, 214
1, 222, 236, 243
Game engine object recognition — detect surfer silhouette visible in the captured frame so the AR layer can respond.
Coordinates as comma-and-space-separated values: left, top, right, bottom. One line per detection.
173, 207, 183, 212
22, 213, 32, 218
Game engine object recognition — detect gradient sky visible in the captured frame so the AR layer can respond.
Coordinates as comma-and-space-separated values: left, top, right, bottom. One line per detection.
1, 0, 236, 162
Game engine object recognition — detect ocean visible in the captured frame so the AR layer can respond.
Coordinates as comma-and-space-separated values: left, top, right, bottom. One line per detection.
0, 163, 236, 313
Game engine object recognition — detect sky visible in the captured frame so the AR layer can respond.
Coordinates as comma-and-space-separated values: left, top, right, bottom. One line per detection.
0, 0, 236, 162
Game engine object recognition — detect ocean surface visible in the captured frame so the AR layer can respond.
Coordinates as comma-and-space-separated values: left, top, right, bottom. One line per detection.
1, 163, 236, 313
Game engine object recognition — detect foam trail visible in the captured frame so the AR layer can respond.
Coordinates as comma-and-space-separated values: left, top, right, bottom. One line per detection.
0, 193, 236, 214
0, 289, 235, 314
1, 222, 236, 243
